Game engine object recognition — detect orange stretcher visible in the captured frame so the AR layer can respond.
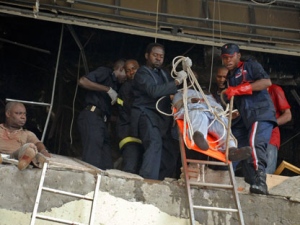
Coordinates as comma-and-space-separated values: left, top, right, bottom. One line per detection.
176, 117, 230, 163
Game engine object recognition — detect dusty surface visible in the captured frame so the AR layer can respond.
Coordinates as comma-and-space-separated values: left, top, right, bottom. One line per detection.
0, 154, 299, 225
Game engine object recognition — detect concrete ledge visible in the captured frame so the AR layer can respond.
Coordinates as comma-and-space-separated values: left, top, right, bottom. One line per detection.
0, 157, 299, 225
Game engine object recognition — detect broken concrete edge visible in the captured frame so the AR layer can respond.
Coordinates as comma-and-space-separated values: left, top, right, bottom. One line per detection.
2, 153, 299, 204
103, 168, 300, 201
1, 163, 300, 225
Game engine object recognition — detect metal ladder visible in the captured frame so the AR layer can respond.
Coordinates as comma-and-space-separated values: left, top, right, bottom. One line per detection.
175, 91, 245, 225
178, 133, 245, 225
30, 162, 101, 225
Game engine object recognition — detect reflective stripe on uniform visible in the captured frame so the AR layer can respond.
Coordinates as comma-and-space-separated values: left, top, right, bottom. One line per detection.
119, 137, 142, 149
117, 98, 123, 106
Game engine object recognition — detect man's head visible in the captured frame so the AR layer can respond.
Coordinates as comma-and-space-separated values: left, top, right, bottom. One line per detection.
145, 43, 165, 69
220, 43, 241, 71
216, 67, 228, 89
124, 59, 139, 80
113, 59, 127, 83
5, 102, 27, 128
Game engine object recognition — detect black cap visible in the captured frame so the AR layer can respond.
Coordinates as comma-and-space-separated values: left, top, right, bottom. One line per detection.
221, 43, 240, 56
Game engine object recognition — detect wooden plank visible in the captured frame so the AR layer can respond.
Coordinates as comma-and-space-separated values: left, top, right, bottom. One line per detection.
266, 174, 289, 189
274, 160, 300, 175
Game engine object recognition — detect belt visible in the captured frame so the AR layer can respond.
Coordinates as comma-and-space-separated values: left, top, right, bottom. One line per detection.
85, 105, 107, 122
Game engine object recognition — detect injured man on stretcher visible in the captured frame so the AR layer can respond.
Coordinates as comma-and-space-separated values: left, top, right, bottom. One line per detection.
172, 86, 252, 162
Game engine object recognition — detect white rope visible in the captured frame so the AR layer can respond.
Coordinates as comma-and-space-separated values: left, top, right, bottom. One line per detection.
169, 56, 237, 150
155, 96, 173, 116
69, 53, 81, 145
208, 0, 217, 93
208, 0, 223, 93
33, 0, 39, 18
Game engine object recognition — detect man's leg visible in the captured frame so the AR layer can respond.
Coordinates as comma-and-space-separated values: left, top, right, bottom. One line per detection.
248, 121, 273, 195
265, 144, 278, 174
77, 110, 112, 170
189, 110, 209, 150
159, 130, 179, 180
12, 143, 37, 170
122, 142, 143, 174
138, 114, 162, 180
208, 116, 251, 162
232, 123, 254, 179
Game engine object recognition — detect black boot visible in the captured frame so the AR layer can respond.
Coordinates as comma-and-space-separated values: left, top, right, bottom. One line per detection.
228, 146, 252, 161
250, 171, 269, 195
193, 131, 209, 150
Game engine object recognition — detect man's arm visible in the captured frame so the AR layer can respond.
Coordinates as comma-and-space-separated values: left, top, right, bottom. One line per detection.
277, 108, 292, 126
224, 78, 272, 100
250, 78, 272, 91
78, 76, 118, 104
134, 68, 178, 99
35, 142, 51, 157
78, 76, 110, 92
27, 131, 51, 157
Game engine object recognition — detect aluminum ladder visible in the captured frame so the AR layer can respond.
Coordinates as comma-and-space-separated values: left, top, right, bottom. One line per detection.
177, 98, 245, 225
179, 138, 245, 225
30, 162, 101, 225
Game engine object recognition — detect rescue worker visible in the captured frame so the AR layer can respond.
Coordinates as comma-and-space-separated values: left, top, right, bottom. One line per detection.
221, 43, 277, 195
130, 43, 186, 180
77, 59, 126, 170
211, 66, 228, 105
0, 102, 51, 170
116, 59, 143, 174
210, 66, 241, 171
266, 84, 292, 174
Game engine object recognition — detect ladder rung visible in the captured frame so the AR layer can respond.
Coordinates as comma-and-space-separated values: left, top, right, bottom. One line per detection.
6, 98, 51, 107
186, 159, 228, 166
35, 214, 85, 225
193, 205, 238, 213
189, 181, 233, 189
2, 157, 19, 166
42, 187, 94, 201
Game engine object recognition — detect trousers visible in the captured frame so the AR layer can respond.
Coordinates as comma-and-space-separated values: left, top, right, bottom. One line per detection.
232, 121, 273, 184
77, 110, 113, 170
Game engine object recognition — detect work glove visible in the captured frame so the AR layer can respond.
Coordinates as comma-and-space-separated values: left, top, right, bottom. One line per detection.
224, 83, 252, 100
175, 70, 187, 85
182, 57, 192, 71
107, 87, 118, 105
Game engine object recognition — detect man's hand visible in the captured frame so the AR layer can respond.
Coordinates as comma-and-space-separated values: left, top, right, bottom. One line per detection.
40, 149, 51, 158
175, 70, 187, 85
107, 87, 118, 105
182, 57, 192, 71
225, 83, 252, 100
231, 110, 240, 120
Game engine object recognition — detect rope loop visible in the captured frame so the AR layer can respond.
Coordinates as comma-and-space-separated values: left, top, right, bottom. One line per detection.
167, 56, 237, 151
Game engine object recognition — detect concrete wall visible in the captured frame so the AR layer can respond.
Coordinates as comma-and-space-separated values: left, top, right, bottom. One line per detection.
0, 164, 299, 225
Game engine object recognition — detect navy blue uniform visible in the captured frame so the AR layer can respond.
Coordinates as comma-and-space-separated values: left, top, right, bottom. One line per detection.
77, 67, 117, 170
227, 60, 277, 181
131, 66, 178, 180
116, 79, 143, 174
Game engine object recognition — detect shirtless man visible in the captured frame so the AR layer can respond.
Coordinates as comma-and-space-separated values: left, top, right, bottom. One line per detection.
0, 102, 51, 170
